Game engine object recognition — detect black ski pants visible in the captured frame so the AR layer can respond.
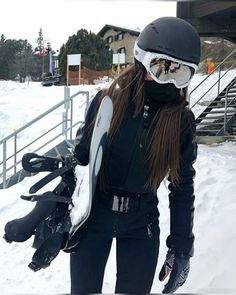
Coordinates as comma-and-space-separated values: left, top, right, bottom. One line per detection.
70, 191, 160, 294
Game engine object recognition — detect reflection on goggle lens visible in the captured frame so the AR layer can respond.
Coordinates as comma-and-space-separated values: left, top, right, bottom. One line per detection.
133, 42, 197, 88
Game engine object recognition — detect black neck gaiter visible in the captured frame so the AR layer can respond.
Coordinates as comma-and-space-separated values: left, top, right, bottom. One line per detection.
144, 80, 181, 105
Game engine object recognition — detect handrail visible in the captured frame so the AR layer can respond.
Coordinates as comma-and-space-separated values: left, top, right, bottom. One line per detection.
189, 48, 236, 97
224, 80, 236, 134
1, 121, 63, 166
189, 48, 236, 108
0, 87, 90, 188
0, 90, 89, 145
191, 61, 236, 109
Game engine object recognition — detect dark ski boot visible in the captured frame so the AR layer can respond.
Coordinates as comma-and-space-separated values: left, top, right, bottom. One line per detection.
3, 200, 57, 243
3, 152, 77, 271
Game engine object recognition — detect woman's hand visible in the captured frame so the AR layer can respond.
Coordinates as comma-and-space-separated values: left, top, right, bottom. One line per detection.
159, 249, 190, 293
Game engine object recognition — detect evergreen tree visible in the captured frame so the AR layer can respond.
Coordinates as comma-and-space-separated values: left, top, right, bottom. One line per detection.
34, 28, 46, 80
0, 34, 44, 81
35, 27, 44, 54
0, 34, 8, 79
11, 39, 33, 81
0, 37, 20, 79
58, 29, 112, 79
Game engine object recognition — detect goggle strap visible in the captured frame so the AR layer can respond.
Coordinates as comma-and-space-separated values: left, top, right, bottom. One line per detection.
134, 42, 197, 71
134, 42, 146, 64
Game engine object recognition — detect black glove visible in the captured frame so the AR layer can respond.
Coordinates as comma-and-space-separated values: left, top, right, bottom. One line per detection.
159, 249, 190, 293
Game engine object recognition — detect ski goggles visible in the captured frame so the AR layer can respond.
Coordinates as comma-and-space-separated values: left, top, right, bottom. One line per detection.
134, 42, 197, 89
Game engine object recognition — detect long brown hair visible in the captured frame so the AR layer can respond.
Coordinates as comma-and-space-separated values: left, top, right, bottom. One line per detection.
100, 64, 187, 192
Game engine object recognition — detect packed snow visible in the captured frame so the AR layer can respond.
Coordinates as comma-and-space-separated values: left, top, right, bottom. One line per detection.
70, 165, 90, 230
0, 71, 236, 293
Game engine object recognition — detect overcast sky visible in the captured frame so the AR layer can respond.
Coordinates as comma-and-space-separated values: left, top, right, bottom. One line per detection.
1, 0, 176, 50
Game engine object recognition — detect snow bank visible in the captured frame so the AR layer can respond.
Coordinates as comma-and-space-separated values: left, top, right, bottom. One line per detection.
0, 78, 236, 293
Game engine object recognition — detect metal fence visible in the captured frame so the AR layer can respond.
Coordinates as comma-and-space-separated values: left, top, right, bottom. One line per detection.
189, 48, 236, 109
0, 87, 90, 188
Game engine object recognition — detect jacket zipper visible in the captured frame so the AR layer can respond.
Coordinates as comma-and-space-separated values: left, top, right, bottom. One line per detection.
143, 105, 150, 119
147, 223, 153, 238
121, 104, 150, 188
139, 103, 150, 148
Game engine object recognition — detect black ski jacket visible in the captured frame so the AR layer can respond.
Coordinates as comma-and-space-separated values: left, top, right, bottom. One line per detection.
74, 91, 197, 255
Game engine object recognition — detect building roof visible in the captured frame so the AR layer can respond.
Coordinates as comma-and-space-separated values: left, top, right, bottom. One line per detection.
177, 1, 236, 43
97, 24, 140, 37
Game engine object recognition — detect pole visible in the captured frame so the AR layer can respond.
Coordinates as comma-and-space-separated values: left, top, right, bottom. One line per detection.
218, 65, 221, 96
79, 64, 81, 85
14, 133, 17, 174
117, 53, 120, 75
42, 52, 45, 80
67, 57, 69, 86
224, 87, 229, 134
3, 140, 7, 188
63, 86, 70, 139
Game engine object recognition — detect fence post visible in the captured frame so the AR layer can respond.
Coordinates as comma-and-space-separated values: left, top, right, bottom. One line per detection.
224, 87, 229, 135
84, 91, 90, 119
14, 133, 17, 174
3, 140, 7, 188
63, 86, 70, 139
218, 65, 221, 96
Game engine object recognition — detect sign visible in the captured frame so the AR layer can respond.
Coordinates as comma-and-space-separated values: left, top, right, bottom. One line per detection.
67, 54, 81, 66
67, 54, 81, 86
113, 53, 125, 64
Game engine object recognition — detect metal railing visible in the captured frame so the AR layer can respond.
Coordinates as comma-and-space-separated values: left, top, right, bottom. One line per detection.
0, 87, 90, 188
224, 80, 236, 134
190, 48, 236, 110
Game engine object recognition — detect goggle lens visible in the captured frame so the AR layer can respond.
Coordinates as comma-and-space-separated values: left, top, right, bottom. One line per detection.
149, 58, 195, 88
134, 42, 197, 88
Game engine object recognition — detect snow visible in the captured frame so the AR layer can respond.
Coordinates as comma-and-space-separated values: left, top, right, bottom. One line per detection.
70, 165, 90, 231
0, 72, 236, 293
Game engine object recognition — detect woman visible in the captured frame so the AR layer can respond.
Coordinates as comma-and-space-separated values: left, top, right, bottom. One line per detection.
71, 16, 201, 294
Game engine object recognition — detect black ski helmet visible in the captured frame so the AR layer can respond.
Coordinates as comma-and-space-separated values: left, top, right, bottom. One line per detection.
136, 17, 201, 65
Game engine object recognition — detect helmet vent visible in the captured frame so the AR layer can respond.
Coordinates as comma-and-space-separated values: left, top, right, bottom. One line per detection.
151, 25, 159, 35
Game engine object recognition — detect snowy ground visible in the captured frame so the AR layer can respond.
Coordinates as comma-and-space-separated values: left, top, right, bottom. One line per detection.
0, 72, 236, 293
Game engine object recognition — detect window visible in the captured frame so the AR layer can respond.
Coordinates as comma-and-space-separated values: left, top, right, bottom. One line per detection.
117, 47, 126, 54
106, 36, 113, 44
115, 32, 124, 41
118, 33, 124, 41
